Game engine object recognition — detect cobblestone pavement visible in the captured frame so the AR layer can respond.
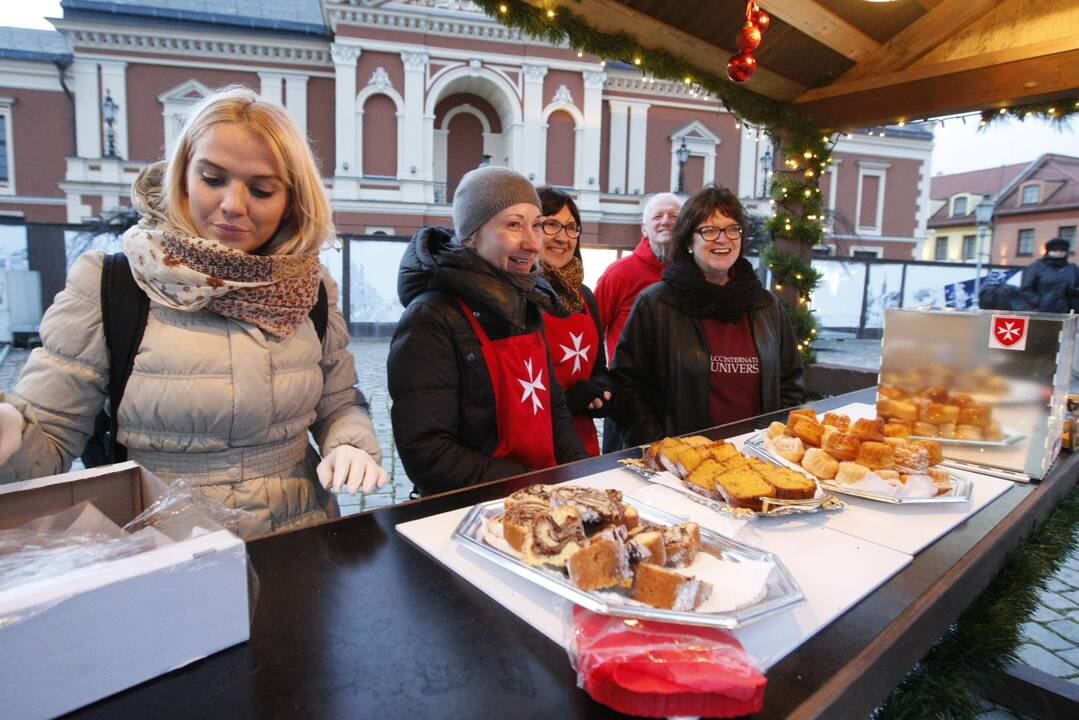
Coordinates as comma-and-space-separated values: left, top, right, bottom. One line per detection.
3, 336, 1078, 708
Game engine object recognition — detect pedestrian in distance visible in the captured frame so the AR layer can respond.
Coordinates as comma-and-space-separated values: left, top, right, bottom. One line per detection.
1020, 237, 1079, 313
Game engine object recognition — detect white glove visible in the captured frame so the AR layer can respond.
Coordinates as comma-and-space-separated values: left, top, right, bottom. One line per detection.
0, 402, 25, 466
316, 445, 388, 496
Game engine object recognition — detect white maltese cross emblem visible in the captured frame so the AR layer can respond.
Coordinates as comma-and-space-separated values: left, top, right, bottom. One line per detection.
559, 331, 591, 376
517, 358, 546, 415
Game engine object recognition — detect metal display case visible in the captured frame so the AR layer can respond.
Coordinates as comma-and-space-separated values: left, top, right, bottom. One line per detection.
879, 308, 1076, 480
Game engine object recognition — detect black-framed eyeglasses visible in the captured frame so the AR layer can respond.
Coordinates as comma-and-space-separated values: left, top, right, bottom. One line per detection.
539, 219, 581, 239
694, 224, 743, 242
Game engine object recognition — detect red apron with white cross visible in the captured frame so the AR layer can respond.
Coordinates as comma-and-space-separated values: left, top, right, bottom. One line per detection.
544, 304, 601, 455
458, 298, 558, 469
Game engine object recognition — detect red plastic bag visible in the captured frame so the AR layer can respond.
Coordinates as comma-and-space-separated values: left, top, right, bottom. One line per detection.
567, 606, 766, 718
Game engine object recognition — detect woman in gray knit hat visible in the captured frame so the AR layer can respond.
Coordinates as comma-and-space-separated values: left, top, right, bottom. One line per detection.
387, 166, 588, 496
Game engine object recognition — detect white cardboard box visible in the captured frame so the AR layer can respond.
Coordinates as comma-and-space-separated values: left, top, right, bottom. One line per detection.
0, 462, 251, 720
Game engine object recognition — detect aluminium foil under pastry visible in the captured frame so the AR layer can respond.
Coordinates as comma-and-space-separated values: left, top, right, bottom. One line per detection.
618, 458, 845, 518
743, 435, 973, 505
452, 498, 804, 629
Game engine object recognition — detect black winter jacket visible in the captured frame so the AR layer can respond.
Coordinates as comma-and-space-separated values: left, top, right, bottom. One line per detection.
388, 227, 587, 496
610, 281, 806, 447
1020, 258, 1079, 313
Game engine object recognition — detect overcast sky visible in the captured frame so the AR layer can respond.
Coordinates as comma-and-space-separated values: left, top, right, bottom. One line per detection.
4, 1, 1079, 176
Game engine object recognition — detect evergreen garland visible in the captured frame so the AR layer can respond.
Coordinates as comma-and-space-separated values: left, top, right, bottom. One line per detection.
981, 99, 1079, 128
875, 483, 1079, 720
761, 244, 821, 363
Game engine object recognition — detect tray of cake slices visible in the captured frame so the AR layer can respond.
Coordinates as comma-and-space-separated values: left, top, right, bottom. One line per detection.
453, 484, 804, 629
619, 435, 844, 518
874, 382, 1023, 447
743, 409, 973, 505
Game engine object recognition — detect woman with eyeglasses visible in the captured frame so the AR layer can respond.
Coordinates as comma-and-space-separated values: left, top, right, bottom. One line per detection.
387, 167, 587, 496
535, 187, 612, 455
610, 184, 805, 446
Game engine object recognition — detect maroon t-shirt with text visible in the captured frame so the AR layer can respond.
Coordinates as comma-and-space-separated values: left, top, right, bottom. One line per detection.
701, 315, 762, 427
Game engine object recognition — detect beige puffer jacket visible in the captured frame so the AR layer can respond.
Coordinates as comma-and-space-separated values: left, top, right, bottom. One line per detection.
0, 251, 381, 537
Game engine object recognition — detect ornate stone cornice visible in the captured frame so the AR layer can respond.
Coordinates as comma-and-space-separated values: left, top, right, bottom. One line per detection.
368, 67, 392, 90
522, 63, 547, 83
551, 84, 573, 105
331, 42, 362, 65
56, 22, 331, 67
328, 4, 561, 47
583, 71, 607, 90
605, 74, 713, 101
401, 51, 429, 72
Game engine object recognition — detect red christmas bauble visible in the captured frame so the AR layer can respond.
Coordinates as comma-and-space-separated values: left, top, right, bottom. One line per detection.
737, 22, 762, 52
753, 8, 772, 33
726, 52, 757, 83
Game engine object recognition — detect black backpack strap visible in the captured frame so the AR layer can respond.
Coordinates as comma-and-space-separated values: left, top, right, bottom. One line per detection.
310, 280, 328, 344
101, 253, 150, 463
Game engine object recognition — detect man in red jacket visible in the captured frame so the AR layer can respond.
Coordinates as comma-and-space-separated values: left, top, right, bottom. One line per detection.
595, 192, 683, 360
594, 192, 682, 452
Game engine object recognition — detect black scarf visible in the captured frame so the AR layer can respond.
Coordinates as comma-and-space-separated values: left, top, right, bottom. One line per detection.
661, 253, 767, 322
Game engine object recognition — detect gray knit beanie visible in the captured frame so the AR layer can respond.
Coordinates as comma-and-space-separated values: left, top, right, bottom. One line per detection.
452, 166, 541, 243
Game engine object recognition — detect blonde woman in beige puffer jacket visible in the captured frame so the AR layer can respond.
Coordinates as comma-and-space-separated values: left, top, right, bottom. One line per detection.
0, 87, 384, 537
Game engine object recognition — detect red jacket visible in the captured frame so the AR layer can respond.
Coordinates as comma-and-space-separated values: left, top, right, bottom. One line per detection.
594, 237, 664, 359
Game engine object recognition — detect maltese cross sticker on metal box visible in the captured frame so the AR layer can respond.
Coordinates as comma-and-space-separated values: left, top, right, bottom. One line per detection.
989, 315, 1028, 351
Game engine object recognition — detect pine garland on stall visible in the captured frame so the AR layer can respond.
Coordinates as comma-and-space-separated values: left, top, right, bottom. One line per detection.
875, 484, 1079, 720
981, 99, 1079, 128
761, 245, 821, 364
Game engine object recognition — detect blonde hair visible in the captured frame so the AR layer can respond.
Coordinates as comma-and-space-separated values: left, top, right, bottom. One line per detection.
161, 85, 333, 256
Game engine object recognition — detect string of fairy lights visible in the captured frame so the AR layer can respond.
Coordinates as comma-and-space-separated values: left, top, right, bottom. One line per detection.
474, 0, 1078, 361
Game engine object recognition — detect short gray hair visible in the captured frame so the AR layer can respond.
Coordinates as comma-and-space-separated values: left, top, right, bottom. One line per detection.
641, 192, 683, 222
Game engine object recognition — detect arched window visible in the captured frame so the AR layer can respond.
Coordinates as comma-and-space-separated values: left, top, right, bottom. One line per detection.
361, 94, 398, 177
544, 110, 576, 187
445, 111, 485, 200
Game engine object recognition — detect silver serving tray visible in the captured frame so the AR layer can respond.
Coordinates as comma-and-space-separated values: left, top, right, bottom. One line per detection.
619, 459, 844, 518
744, 435, 973, 505
909, 426, 1023, 447
452, 497, 804, 629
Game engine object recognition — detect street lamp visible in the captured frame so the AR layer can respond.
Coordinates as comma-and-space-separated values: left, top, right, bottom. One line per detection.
973, 198, 996, 309
675, 138, 689, 194
760, 145, 773, 197
101, 90, 119, 158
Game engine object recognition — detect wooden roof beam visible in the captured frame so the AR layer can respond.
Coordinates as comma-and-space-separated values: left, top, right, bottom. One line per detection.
520, 0, 806, 101
839, 0, 1000, 83
757, 1, 880, 62
796, 47, 1079, 130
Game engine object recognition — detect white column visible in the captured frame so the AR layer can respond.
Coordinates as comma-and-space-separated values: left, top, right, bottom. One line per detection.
98, 60, 128, 159
521, 63, 547, 182
71, 59, 101, 159
331, 43, 361, 198
580, 71, 604, 189
258, 72, 284, 106
607, 100, 628, 193
737, 129, 759, 199
626, 101, 650, 195
400, 51, 429, 202
284, 74, 309, 137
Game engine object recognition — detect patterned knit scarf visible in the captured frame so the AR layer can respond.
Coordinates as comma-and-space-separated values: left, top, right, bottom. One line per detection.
122, 226, 321, 339
540, 255, 585, 314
